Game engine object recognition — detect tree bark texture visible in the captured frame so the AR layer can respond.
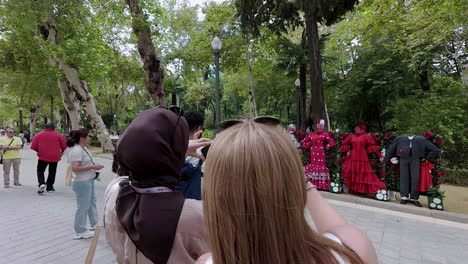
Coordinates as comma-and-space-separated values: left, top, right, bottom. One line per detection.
126, 0, 165, 106
299, 63, 307, 130
57, 79, 82, 130
54, 109, 62, 130
304, 3, 327, 125
59, 66, 114, 152
246, 39, 258, 117
40, 19, 114, 152
29, 96, 45, 138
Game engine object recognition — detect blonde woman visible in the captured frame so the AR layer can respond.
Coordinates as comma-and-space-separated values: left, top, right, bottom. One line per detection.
197, 117, 378, 264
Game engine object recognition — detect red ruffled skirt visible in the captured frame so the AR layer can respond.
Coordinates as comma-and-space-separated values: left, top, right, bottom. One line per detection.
417, 161, 434, 192
305, 164, 330, 190
342, 160, 386, 194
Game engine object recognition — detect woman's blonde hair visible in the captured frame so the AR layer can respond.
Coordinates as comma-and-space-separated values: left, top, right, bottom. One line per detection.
203, 119, 364, 264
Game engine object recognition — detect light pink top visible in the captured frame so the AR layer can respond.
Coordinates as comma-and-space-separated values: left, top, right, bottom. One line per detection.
104, 177, 208, 264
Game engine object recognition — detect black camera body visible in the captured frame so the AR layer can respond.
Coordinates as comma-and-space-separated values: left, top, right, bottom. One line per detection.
201, 145, 210, 158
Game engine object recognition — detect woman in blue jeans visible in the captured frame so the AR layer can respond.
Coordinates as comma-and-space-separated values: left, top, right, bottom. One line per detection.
66, 128, 104, 239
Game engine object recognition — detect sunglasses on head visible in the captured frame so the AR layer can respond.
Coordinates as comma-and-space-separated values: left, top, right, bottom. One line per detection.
155, 105, 185, 135
217, 116, 281, 131
156, 105, 184, 116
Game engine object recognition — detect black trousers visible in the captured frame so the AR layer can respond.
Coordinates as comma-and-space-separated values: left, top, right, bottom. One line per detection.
37, 160, 58, 190
399, 157, 421, 200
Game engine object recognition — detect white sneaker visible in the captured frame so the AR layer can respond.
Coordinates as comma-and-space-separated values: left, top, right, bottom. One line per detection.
37, 184, 46, 194
89, 225, 96, 231
73, 230, 94, 239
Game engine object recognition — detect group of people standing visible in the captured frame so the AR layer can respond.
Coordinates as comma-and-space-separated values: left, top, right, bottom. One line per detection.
3, 109, 381, 263
101, 107, 378, 264
1, 123, 103, 240
31, 124, 104, 239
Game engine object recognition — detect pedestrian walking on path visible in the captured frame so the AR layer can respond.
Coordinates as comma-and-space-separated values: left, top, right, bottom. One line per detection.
67, 128, 104, 240
31, 122, 67, 194
1, 128, 23, 188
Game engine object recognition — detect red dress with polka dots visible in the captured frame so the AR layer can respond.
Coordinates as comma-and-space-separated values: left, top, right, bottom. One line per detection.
303, 131, 336, 190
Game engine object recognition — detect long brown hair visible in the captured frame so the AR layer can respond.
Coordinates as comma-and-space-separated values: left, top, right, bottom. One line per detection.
203, 120, 364, 264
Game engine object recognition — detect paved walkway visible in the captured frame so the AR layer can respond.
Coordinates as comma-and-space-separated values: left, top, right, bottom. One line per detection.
1, 146, 467, 264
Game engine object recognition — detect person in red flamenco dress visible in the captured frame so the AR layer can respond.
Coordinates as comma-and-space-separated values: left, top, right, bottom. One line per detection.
340, 123, 387, 194
303, 119, 336, 190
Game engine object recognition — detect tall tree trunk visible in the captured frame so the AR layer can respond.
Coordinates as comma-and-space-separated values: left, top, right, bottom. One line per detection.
304, 3, 326, 125
61, 68, 114, 152
50, 96, 54, 124
246, 38, 257, 117
54, 109, 62, 131
58, 79, 82, 130
299, 63, 307, 130
40, 19, 114, 152
306, 85, 311, 127
29, 96, 45, 138
126, 0, 165, 106
419, 69, 430, 91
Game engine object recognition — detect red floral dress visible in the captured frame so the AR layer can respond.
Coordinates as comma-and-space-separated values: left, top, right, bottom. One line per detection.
340, 133, 386, 193
303, 131, 336, 190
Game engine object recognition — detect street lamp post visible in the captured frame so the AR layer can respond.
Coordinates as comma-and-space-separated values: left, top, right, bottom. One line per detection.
113, 114, 117, 134
211, 36, 222, 127
19, 107, 23, 132
295, 79, 300, 129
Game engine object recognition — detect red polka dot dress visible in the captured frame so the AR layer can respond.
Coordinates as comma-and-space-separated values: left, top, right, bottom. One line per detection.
303, 131, 336, 190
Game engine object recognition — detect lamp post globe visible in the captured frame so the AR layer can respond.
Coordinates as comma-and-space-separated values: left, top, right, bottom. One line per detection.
211, 36, 222, 51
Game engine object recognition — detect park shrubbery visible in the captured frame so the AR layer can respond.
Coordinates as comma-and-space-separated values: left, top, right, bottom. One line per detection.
386, 76, 467, 178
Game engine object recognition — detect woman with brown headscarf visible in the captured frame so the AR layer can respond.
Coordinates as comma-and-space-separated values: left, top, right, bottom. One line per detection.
104, 108, 209, 264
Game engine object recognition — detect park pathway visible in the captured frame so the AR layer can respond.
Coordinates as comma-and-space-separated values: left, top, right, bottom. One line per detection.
0, 146, 467, 264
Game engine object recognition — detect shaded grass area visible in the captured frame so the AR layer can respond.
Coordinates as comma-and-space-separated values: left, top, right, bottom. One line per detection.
444, 169, 468, 186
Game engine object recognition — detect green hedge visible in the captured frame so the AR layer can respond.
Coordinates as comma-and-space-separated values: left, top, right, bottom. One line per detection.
444, 169, 468, 186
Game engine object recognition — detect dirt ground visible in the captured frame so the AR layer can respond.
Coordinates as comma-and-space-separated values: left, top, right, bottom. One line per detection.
391, 184, 468, 214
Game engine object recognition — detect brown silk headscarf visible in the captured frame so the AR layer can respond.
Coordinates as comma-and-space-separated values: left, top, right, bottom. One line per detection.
115, 108, 189, 264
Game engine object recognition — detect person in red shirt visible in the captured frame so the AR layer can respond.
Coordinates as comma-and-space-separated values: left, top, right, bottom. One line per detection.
31, 122, 67, 194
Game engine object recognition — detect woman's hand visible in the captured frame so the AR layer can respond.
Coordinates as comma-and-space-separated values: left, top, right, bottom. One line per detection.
192, 130, 203, 140
187, 138, 212, 160
92, 164, 104, 170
